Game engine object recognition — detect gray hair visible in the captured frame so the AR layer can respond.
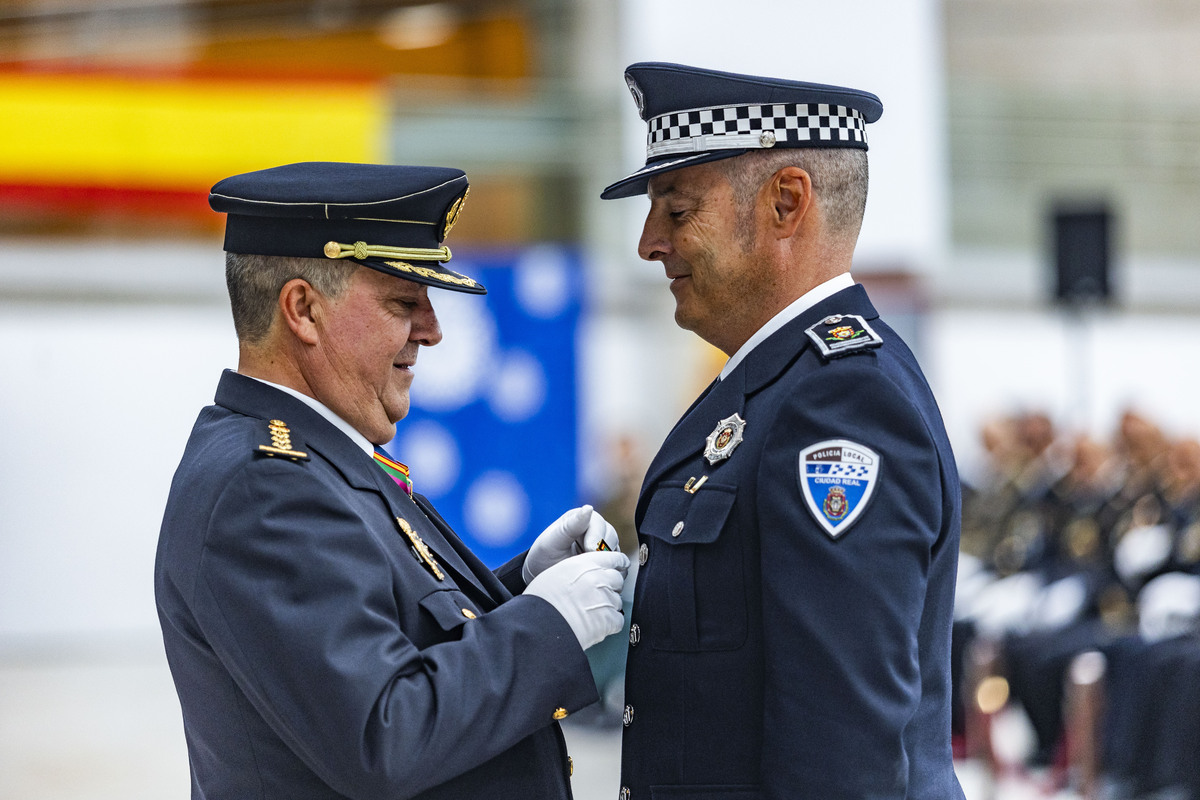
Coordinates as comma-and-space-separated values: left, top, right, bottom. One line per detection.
225, 253, 354, 344
719, 147, 869, 240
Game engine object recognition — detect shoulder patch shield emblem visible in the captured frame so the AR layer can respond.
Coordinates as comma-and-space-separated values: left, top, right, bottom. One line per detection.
797, 439, 881, 539
804, 314, 883, 360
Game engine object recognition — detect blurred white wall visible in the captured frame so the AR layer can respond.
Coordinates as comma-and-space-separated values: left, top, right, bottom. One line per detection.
617, 0, 950, 274
0, 241, 234, 641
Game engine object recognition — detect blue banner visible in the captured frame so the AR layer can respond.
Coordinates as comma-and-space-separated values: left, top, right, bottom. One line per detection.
382, 245, 583, 567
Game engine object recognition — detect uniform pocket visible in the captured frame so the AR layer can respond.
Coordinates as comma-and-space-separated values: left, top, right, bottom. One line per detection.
639, 483, 745, 652
418, 588, 483, 633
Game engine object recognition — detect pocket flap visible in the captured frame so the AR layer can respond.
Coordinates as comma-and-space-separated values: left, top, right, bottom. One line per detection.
640, 482, 736, 545
418, 588, 482, 632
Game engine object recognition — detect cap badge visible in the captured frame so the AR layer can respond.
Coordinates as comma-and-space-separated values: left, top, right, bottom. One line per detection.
798, 439, 880, 539
625, 74, 645, 116
443, 187, 468, 240
704, 413, 747, 465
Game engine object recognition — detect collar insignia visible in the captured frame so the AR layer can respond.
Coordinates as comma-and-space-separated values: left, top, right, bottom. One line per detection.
705, 413, 747, 465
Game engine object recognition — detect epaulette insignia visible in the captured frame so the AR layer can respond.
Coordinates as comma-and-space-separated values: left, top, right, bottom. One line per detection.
804, 314, 883, 360
256, 418, 309, 461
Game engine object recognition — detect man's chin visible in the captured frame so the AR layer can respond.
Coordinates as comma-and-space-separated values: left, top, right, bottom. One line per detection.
370, 422, 399, 447
673, 305, 699, 333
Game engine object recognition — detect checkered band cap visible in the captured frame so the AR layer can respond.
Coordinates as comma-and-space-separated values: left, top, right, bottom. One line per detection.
647, 102, 867, 157
601, 63, 882, 199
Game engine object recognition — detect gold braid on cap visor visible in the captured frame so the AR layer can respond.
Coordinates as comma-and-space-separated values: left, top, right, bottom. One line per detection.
323, 240, 452, 263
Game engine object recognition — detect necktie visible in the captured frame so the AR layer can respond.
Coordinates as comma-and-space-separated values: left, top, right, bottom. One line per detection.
372, 449, 413, 496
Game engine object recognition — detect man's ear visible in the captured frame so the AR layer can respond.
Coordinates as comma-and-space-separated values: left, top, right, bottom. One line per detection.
277, 278, 322, 346
767, 166, 811, 239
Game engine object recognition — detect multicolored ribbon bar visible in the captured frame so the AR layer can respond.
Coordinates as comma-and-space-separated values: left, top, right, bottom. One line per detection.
372, 450, 413, 496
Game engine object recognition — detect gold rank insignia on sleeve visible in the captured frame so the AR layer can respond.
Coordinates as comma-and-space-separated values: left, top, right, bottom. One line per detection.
256, 419, 309, 461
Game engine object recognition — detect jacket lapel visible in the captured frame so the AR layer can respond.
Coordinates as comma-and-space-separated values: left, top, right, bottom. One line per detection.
638, 367, 747, 513
637, 285, 881, 518
364, 468, 495, 602
214, 370, 494, 601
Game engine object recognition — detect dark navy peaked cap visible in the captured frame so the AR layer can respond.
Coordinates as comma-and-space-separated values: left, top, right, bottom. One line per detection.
601, 62, 883, 200
209, 161, 485, 294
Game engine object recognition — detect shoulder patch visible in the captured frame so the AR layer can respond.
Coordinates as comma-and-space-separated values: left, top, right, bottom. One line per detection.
797, 439, 881, 539
804, 314, 883, 360
256, 418, 309, 462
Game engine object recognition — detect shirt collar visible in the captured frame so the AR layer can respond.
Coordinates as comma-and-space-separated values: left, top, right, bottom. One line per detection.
244, 375, 376, 455
719, 272, 855, 380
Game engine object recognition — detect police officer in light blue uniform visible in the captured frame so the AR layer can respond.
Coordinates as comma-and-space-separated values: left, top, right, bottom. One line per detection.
601, 64, 965, 799
155, 162, 629, 799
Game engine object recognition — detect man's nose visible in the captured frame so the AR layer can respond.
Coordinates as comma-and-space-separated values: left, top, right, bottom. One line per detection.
413, 297, 443, 346
637, 213, 671, 262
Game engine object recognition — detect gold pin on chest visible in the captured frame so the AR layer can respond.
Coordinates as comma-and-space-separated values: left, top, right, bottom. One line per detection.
397, 517, 445, 581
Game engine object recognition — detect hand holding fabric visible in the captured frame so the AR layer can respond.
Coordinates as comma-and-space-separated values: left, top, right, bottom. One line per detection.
523, 505, 621, 583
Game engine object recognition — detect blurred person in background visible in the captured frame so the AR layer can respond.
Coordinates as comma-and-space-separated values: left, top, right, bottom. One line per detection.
955, 408, 1200, 796
154, 162, 629, 800
600, 63, 965, 799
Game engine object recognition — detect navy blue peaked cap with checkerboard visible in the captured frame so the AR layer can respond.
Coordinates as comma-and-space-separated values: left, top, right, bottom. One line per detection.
601, 62, 883, 200
209, 161, 485, 294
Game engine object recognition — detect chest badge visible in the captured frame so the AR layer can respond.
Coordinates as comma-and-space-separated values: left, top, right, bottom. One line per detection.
797, 439, 881, 539
704, 413, 747, 465
397, 517, 445, 581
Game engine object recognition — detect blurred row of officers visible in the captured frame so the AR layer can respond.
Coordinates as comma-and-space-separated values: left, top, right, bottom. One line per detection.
955, 408, 1200, 799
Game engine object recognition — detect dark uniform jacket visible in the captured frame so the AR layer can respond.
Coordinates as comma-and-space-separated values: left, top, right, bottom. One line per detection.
155, 370, 596, 800
620, 285, 964, 800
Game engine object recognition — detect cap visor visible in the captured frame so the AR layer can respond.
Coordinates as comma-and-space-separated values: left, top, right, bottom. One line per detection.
356, 258, 487, 295
600, 150, 748, 200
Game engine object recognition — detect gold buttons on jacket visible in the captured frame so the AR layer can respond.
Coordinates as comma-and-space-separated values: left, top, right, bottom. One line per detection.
568, 756, 574, 776
629, 623, 641, 646
638, 542, 649, 565
622, 705, 634, 726
552, 707, 569, 720
461, 608, 476, 619
620, 787, 631, 800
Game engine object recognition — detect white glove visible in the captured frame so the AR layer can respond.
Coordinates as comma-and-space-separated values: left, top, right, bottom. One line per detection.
522, 504, 620, 583
524, 551, 629, 650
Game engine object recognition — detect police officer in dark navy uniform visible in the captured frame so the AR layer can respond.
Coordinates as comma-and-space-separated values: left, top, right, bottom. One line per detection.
601, 63, 965, 799
154, 162, 629, 799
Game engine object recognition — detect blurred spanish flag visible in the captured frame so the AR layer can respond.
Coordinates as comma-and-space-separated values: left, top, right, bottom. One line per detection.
0, 70, 386, 224
0, 7, 530, 232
